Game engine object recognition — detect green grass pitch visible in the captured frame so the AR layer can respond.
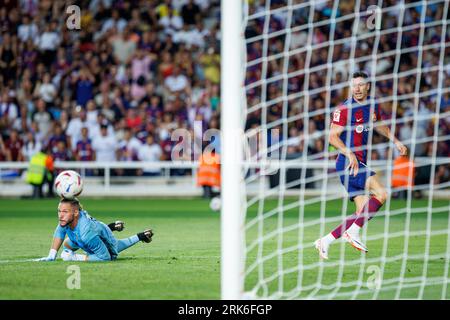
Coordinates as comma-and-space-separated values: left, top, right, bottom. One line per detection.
0, 198, 448, 299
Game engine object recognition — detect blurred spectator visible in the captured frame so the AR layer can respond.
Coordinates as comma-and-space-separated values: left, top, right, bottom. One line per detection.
4, 129, 24, 161
110, 27, 137, 65
0, 33, 17, 86
52, 140, 71, 162
199, 46, 220, 84
118, 127, 142, 161
72, 68, 95, 108
130, 48, 154, 101
47, 123, 70, 154
100, 9, 127, 36
92, 122, 117, 163
17, 14, 38, 42
181, 0, 201, 25
137, 134, 162, 176
86, 100, 99, 127
164, 64, 189, 97
74, 127, 94, 162
66, 107, 89, 150
0, 90, 19, 132
31, 98, 53, 140
35, 21, 60, 67
0, 134, 8, 160
21, 130, 42, 161
37, 73, 57, 108
158, 4, 183, 35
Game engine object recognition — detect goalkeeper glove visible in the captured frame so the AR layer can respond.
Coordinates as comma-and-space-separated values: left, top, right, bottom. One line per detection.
34, 249, 58, 262
61, 248, 87, 261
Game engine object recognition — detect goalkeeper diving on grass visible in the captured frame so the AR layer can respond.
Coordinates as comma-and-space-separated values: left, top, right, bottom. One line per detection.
35, 198, 154, 262
315, 71, 408, 259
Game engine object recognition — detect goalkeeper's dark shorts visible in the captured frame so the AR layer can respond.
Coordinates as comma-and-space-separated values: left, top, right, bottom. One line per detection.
336, 154, 376, 201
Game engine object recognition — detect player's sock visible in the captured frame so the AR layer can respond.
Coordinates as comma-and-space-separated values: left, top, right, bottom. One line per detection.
117, 235, 140, 253
330, 197, 383, 239
346, 223, 362, 236
322, 233, 336, 246
330, 213, 360, 239
354, 197, 383, 227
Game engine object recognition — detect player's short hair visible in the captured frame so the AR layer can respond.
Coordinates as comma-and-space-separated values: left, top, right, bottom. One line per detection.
352, 71, 369, 80
352, 71, 370, 90
59, 197, 83, 211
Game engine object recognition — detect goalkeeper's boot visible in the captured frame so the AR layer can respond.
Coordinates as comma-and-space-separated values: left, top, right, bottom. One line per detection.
343, 231, 368, 253
108, 221, 125, 232
314, 238, 329, 260
138, 229, 154, 243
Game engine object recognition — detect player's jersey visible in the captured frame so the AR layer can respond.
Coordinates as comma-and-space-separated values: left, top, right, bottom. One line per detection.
54, 210, 118, 260
331, 96, 381, 163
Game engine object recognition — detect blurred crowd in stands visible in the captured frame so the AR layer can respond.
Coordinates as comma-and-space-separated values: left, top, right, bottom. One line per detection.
0, 0, 221, 176
0, 0, 448, 184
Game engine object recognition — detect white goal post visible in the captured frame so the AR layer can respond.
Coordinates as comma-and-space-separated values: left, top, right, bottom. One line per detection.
220, 0, 246, 300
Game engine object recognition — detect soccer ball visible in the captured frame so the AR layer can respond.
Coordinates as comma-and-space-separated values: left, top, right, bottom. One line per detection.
54, 170, 83, 199
209, 196, 221, 212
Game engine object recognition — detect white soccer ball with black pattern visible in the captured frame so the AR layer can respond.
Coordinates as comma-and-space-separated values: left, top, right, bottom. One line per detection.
209, 196, 221, 212
54, 170, 83, 199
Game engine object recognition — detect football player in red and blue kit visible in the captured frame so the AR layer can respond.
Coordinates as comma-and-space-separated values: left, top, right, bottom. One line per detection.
315, 72, 408, 259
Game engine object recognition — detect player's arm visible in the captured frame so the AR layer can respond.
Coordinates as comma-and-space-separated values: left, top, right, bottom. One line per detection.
34, 226, 66, 262
329, 123, 359, 176
375, 124, 407, 155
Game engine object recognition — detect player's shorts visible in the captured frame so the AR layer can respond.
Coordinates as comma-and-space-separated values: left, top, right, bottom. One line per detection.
335, 154, 375, 201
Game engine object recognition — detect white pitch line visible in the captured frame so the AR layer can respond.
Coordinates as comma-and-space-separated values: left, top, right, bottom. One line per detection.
0, 258, 41, 263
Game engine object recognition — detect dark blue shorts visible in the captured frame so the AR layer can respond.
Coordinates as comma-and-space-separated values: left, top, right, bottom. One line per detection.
336, 154, 375, 201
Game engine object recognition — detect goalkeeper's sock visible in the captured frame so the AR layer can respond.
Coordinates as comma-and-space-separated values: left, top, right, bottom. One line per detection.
117, 235, 140, 253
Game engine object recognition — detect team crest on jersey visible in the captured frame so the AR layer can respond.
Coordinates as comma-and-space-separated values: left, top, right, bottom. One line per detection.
333, 110, 341, 122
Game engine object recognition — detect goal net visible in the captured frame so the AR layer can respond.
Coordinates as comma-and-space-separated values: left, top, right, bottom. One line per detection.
221, 0, 450, 300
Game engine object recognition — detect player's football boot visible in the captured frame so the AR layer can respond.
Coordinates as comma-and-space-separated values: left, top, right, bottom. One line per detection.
343, 231, 368, 253
114, 221, 125, 232
138, 229, 154, 243
108, 221, 125, 232
314, 238, 329, 260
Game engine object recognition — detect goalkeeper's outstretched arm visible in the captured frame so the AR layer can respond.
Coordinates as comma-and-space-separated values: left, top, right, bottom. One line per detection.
35, 236, 64, 261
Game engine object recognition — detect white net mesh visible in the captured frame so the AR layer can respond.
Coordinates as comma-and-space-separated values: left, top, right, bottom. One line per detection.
241, 0, 450, 299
